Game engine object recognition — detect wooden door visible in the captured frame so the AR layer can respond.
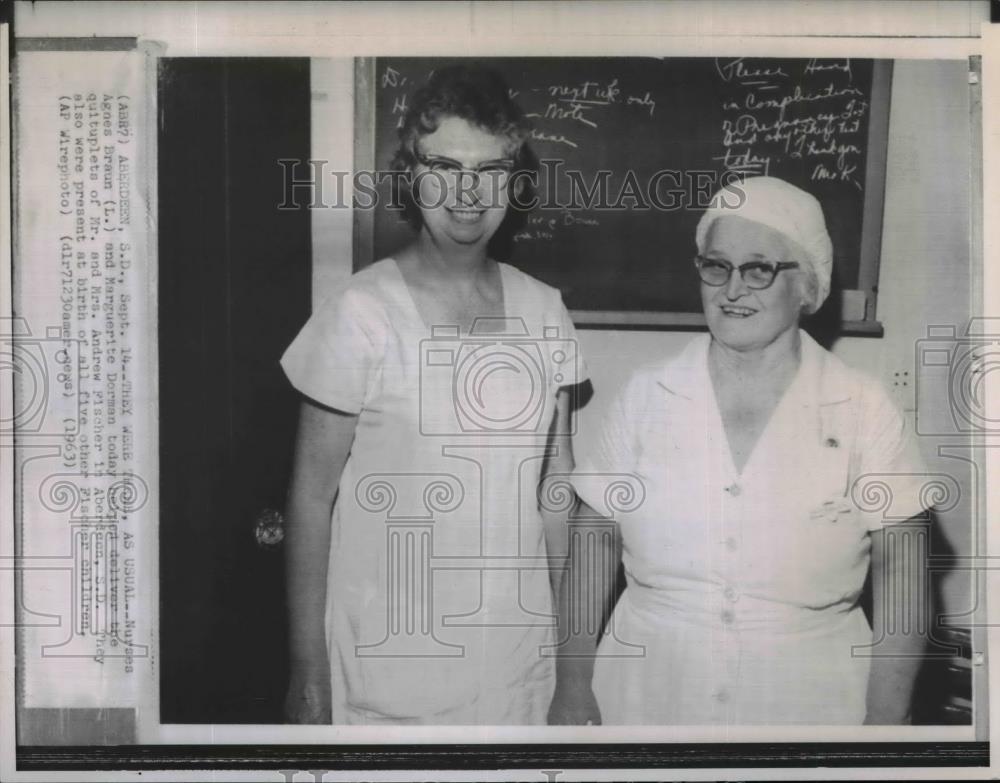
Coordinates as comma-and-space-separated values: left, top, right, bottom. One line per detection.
158, 58, 311, 723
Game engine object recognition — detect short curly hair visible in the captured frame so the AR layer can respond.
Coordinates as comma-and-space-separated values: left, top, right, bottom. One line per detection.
389, 64, 537, 259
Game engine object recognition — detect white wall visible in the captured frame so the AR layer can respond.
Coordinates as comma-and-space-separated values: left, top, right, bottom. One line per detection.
311, 58, 357, 305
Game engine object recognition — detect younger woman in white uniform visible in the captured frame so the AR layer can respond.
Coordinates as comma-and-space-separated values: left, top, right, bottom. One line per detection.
282, 66, 585, 725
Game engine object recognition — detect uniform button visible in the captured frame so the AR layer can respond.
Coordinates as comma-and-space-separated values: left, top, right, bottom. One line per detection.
720, 609, 735, 625
725, 483, 742, 497
725, 536, 739, 551
723, 586, 738, 602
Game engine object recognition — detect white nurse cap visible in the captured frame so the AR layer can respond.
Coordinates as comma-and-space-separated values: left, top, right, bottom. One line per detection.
695, 176, 834, 313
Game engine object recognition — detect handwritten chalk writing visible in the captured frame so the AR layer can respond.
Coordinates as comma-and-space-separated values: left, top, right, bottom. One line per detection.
811, 159, 861, 190
721, 116, 760, 147
711, 57, 872, 200
547, 79, 620, 104
837, 118, 862, 135
381, 66, 402, 88
805, 58, 853, 82
712, 147, 771, 176
374, 57, 874, 271
529, 128, 578, 148
513, 229, 555, 242
744, 83, 865, 121
806, 139, 862, 168
561, 209, 600, 227
722, 109, 865, 151
715, 58, 789, 83
626, 92, 656, 117
727, 88, 867, 119
543, 101, 598, 128
727, 114, 817, 145
558, 98, 610, 106
528, 214, 558, 231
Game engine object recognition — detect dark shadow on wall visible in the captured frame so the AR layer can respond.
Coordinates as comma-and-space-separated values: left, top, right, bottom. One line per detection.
859, 512, 971, 725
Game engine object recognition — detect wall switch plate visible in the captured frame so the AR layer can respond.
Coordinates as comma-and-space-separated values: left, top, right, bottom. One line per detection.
890, 368, 916, 412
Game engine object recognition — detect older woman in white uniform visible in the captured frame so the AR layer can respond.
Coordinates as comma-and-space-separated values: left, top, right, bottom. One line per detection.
282, 65, 585, 725
549, 176, 930, 726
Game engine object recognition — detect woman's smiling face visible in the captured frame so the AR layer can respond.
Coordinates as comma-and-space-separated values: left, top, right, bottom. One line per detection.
413, 116, 513, 249
700, 215, 807, 352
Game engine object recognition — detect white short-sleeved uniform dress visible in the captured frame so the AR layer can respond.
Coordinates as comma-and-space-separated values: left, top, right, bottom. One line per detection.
571, 331, 929, 725
281, 258, 586, 725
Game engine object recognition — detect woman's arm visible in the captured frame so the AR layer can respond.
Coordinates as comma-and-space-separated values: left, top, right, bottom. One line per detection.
540, 388, 576, 597
864, 517, 930, 724
547, 500, 621, 725
283, 398, 359, 724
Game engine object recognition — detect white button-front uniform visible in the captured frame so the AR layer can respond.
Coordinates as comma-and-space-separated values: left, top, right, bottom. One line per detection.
281, 258, 585, 725
571, 330, 929, 725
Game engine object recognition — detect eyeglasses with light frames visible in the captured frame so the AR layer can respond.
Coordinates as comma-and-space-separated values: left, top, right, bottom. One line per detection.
414, 151, 515, 184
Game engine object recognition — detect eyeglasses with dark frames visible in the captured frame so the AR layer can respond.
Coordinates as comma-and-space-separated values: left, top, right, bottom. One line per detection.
694, 255, 800, 290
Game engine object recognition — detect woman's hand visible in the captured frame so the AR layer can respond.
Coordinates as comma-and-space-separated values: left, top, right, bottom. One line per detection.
547, 498, 618, 727
547, 680, 602, 725
284, 663, 332, 724
864, 523, 927, 726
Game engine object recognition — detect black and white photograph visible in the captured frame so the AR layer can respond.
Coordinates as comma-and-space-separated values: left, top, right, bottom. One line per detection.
2, 1, 997, 780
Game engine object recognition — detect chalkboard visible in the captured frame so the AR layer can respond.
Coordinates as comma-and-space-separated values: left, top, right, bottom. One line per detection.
354, 57, 891, 333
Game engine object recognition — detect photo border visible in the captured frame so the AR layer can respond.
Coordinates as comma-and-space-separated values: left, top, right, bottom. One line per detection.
3, 1, 996, 780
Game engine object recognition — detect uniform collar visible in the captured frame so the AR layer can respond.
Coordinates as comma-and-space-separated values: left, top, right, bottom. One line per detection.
654, 329, 855, 406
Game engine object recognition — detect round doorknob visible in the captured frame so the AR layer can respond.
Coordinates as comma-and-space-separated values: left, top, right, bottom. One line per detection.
254, 508, 285, 548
